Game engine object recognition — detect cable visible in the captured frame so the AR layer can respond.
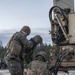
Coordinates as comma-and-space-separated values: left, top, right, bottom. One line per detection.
49, 6, 68, 44
49, 6, 67, 22
54, 51, 69, 75
50, 51, 70, 75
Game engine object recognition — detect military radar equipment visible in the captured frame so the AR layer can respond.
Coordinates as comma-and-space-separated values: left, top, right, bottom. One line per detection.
49, 0, 75, 73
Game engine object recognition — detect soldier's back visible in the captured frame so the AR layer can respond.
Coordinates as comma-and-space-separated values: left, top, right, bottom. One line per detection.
27, 60, 49, 75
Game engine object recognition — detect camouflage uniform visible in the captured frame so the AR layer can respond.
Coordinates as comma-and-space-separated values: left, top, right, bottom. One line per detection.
4, 26, 42, 75
27, 51, 50, 75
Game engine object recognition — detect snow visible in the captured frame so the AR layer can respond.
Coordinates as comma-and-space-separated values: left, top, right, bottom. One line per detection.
0, 69, 75, 75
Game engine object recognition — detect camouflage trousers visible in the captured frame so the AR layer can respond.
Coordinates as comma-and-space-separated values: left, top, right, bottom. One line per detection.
5, 59, 24, 75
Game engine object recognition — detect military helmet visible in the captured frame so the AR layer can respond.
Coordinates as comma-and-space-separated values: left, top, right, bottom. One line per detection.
35, 51, 49, 62
21, 26, 31, 35
33, 35, 42, 44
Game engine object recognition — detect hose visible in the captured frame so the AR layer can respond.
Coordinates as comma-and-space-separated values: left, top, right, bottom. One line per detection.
54, 51, 69, 75
49, 51, 70, 75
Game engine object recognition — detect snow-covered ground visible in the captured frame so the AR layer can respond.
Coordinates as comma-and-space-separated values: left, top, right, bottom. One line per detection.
0, 69, 75, 75
58, 70, 75, 75
0, 69, 10, 75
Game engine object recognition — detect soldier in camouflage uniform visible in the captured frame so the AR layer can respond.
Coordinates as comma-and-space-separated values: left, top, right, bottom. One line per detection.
27, 51, 50, 75
4, 26, 43, 75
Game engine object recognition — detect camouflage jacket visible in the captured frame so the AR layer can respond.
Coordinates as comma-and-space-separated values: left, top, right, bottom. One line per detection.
4, 31, 33, 62
27, 60, 50, 75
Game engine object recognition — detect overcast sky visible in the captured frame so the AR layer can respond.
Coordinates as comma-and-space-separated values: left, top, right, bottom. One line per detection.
0, 0, 53, 47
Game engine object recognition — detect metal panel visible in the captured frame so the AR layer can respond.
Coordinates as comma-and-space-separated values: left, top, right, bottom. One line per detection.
53, 0, 74, 11
69, 13, 75, 44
